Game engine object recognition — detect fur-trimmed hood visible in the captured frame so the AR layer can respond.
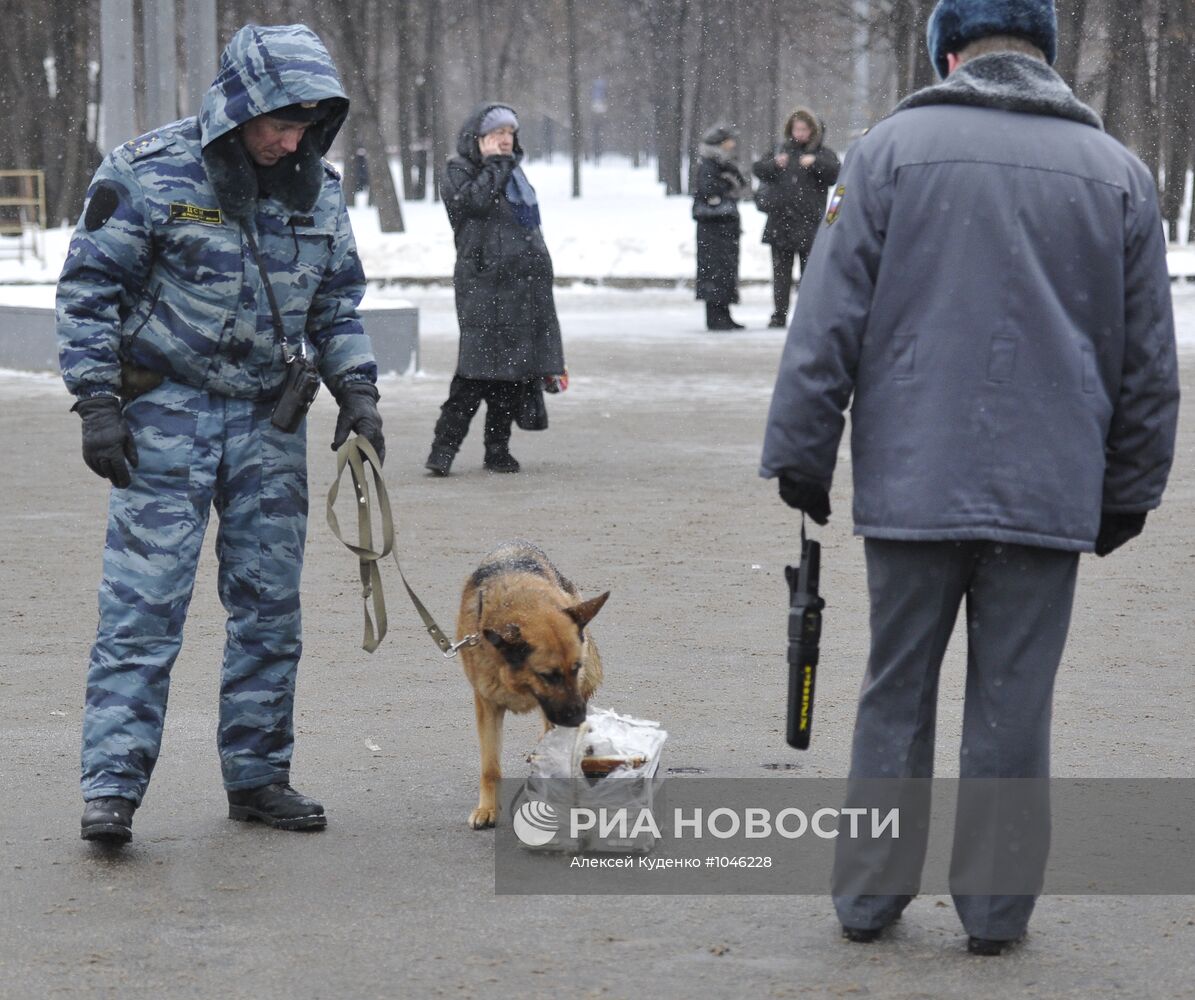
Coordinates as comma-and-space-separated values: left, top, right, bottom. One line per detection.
199, 24, 350, 219
780, 107, 825, 149
893, 52, 1101, 129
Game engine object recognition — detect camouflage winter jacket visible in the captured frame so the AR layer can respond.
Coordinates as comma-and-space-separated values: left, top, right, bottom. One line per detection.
57, 24, 375, 401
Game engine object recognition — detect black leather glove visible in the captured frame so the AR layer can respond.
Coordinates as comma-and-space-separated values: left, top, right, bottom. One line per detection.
330, 382, 385, 465
72, 396, 139, 489
777, 473, 831, 525
1094, 510, 1147, 557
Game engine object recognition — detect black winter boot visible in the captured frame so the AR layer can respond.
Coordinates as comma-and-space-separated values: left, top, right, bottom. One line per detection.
426, 395, 475, 476
768, 312, 787, 328
484, 444, 521, 473
228, 782, 326, 831
706, 303, 743, 331
424, 444, 455, 476
81, 796, 135, 843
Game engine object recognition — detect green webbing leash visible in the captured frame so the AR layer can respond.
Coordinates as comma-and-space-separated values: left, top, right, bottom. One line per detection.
326, 436, 480, 656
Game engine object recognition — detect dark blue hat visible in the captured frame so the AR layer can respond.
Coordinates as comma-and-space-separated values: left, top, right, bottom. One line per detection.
926, 0, 1057, 78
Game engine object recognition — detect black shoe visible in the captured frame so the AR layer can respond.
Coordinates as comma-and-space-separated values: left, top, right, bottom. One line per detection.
424, 445, 454, 477
841, 925, 883, 943
967, 936, 1018, 956
81, 796, 135, 843
768, 313, 787, 328
484, 447, 520, 473
228, 782, 326, 831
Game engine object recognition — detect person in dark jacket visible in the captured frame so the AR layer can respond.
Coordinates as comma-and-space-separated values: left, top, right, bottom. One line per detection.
761, 0, 1178, 956
425, 103, 565, 475
752, 108, 840, 327
693, 124, 750, 330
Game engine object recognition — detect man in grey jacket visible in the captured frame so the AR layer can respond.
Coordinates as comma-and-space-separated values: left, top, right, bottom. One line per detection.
760, 0, 1179, 955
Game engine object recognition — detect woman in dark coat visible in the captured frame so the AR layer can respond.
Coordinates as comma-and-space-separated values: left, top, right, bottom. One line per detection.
425, 102, 565, 475
752, 108, 840, 327
693, 124, 750, 331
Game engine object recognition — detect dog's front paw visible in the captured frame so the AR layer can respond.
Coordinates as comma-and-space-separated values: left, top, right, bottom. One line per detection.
468, 804, 499, 829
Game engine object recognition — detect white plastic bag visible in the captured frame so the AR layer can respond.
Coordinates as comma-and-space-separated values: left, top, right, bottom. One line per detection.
519, 707, 668, 853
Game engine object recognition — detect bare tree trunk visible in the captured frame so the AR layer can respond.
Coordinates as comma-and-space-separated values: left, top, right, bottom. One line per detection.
766, 0, 780, 145
1054, 0, 1089, 88
646, 0, 688, 195
330, 3, 406, 231
426, 0, 447, 202
0, 0, 97, 224
1104, 0, 1160, 174
493, 0, 523, 94
476, 0, 491, 96
565, 0, 582, 196
891, 0, 934, 99
687, 0, 711, 192
395, 0, 416, 199
1159, 0, 1194, 238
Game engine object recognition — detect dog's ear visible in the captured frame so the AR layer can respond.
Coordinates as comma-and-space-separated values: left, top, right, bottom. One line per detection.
564, 591, 610, 630
483, 624, 530, 669
483, 623, 522, 647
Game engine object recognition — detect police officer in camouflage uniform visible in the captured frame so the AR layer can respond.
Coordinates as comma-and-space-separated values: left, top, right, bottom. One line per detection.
58, 24, 385, 843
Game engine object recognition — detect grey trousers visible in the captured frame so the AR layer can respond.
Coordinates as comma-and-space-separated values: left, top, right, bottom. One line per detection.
832, 539, 1079, 940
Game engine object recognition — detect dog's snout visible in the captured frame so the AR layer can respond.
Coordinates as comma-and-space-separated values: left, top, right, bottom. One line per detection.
544, 700, 588, 728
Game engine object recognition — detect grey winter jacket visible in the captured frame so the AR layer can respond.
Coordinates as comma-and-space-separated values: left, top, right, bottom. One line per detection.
760, 54, 1179, 552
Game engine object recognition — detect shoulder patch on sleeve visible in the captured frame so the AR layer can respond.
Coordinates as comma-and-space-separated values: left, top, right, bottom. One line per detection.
84, 181, 125, 232
825, 185, 846, 225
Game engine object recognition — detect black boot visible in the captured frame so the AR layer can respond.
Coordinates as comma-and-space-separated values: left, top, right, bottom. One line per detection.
706, 302, 730, 330
482, 387, 519, 472
227, 782, 326, 831
706, 303, 743, 331
484, 444, 521, 473
426, 389, 476, 476
768, 312, 787, 328
424, 444, 455, 477
81, 796, 135, 843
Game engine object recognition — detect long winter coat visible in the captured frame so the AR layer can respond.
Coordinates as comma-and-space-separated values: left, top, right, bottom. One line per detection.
760, 54, 1179, 552
693, 147, 747, 304
752, 114, 840, 255
57, 24, 374, 401
442, 103, 564, 381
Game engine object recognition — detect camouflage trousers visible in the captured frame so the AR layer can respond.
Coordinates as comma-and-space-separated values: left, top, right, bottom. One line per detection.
81, 381, 308, 804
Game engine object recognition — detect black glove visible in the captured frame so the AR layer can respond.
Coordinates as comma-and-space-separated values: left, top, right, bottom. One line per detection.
330, 382, 385, 465
778, 473, 831, 525
72, 396, 139, 489
1094, 510, 1147, 557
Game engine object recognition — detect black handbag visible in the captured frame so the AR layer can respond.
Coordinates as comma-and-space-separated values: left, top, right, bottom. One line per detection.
755, 178, 780, 214
516, 382, 548, 431
692, 196, 738, 222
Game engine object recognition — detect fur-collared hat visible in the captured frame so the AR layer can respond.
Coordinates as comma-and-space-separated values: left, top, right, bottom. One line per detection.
926, 0, 1057, 78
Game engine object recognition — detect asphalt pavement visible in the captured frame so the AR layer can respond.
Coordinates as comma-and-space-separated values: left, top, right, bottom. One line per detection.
1, 286, 1193, 999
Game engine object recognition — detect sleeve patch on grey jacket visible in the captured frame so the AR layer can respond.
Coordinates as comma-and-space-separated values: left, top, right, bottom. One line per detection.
825, 185, 846, 225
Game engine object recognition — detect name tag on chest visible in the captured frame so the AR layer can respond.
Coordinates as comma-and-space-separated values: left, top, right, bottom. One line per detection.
169, 203, 223, 226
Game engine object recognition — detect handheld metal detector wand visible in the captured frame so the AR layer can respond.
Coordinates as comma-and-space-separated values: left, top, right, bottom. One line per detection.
785, 517, 824, 750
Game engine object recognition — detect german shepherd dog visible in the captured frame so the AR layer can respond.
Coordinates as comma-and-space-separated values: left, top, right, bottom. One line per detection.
457, 541, 609, 829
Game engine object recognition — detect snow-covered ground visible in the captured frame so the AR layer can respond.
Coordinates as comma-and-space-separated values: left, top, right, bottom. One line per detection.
3, 157, 1194, 350
4, 157, 1194, 286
